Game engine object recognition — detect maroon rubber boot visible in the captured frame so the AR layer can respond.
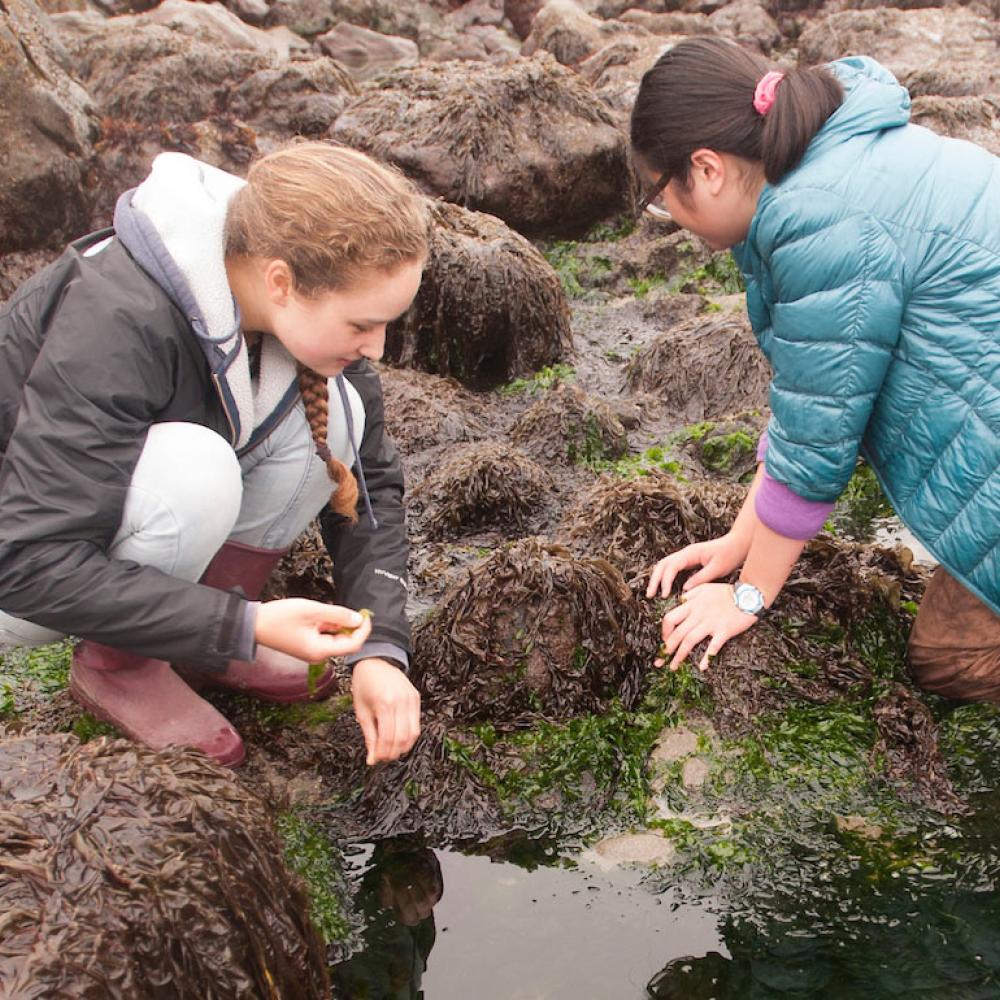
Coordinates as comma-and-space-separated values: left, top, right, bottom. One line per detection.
69, 641, 245, 766
185, 540, 337, 703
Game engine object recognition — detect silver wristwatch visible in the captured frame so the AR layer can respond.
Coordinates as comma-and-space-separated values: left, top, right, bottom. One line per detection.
732, 582, 766, 617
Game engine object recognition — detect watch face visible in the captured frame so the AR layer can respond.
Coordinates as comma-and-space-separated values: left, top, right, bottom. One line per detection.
735, 584, 764, 614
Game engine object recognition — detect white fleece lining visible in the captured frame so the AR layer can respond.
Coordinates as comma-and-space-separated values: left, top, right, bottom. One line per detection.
131, 153, 298, 450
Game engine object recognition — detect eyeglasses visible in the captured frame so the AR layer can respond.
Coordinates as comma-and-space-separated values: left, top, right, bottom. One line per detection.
637, 174, 671, 221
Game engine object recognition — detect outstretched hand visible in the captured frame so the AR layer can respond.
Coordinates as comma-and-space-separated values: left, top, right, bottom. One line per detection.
352, 658, 421, 766
255, 598, 372, 662
654, 582, 758, 671
646, 532, 749, 599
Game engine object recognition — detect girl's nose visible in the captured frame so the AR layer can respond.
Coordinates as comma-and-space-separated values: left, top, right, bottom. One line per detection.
359, 327, 386, 362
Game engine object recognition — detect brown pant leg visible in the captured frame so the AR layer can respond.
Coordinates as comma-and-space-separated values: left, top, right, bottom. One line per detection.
908, 567, 1000, 702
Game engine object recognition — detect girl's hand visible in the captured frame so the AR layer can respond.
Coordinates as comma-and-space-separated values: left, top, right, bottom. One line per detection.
255, 598, 372, 662
655, 583, 758, 671
646, 532, 751, 599
351, 658, 421, 765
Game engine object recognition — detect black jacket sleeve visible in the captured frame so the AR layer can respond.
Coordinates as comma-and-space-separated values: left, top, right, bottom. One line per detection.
0, 252, 246, 668
320, 360, 411, 660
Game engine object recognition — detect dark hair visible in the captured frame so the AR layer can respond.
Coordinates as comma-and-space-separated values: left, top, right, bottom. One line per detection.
630, 37, 844, 187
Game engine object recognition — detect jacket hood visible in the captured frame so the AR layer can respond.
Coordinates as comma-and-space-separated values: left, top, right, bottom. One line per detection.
802, 57, 911, 164
113, 153, 298, 452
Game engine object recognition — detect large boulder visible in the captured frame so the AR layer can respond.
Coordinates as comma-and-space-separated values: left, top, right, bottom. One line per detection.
385, 201, 573, 389
798, 8, 1000, 99
330, 52, 630, 236
55, 11, 275, 125
0, 0, 99, 254
0, 734, 330, 997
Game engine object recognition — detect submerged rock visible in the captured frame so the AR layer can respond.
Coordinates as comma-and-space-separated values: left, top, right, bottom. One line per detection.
386, 201, 572, 389
0, 0, 99, 253
330, 52, 630, 235
625, 313, 771, 422
0, 734, 330, 998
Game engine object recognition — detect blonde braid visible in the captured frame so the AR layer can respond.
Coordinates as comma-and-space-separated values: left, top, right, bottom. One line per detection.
298, 366, 359, 523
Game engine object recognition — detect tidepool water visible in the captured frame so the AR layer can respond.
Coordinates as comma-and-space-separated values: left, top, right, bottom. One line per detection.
330, 789, 1000, 1000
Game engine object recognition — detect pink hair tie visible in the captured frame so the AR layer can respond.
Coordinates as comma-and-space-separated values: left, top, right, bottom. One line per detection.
753, 70, 784, 115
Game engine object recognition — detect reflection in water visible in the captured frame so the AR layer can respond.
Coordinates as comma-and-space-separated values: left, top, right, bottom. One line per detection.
331, 840, 443, 1000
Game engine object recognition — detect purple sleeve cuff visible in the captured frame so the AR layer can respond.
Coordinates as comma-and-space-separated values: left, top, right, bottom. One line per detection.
755, 472, 835, 540
757, 429, 769, 463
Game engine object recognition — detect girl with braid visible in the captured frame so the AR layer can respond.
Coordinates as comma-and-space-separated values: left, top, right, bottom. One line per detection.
0, 143, 427, 766
631, 39, 999, 694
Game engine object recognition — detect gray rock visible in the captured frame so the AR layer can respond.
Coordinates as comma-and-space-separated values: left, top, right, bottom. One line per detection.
651, 726, 700, 763
707, 0, 779, 54
798, 8, 1000, 99
521, 0, 630, 66
315, 22, 419, 82
681, 756, 711, 789
0, 0, 99, 254
229, 57, 358, 137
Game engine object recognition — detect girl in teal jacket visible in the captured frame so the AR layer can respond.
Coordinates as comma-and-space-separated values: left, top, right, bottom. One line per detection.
631, 37, 1000, 700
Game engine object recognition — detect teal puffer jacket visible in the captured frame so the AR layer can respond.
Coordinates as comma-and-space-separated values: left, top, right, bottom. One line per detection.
732, 56, 1000, 616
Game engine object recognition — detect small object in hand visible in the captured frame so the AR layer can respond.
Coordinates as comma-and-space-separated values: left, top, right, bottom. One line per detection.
330, 607, 374, 635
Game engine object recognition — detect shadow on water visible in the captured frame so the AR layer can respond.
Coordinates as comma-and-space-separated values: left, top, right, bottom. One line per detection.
331, 785, 1000, 1000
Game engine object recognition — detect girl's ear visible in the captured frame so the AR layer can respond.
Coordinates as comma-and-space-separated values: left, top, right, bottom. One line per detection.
262, 259, 295, 306
689, 148, 726, 195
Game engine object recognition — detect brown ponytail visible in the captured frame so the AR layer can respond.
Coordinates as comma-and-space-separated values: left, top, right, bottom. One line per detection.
630, 37, 843, 188
297, 365, 360, 523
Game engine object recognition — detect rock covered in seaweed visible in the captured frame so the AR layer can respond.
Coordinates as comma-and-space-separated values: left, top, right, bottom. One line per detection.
0, 0, 99, 254
511, 380, 628, 465
625, 313, 771, 422
410, 441, 553, 539
380, 365, 491, 457
330, 51, 630, 235
0, 734, 331, 998
386, 200, 572, 389
560, 472, 743, 579
410, 538, 652, 721
910, 95, 1000, 156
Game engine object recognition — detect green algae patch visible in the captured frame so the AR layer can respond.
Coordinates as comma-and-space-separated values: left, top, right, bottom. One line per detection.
699, 430, 756, 476
827, 461, 896, 541
499, 362, 576, 397
541, 241, 614, 298
0, 639, 73, 717
246, 692, 353, 731
592, 444, 685, 480
276, 810, 353, 946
